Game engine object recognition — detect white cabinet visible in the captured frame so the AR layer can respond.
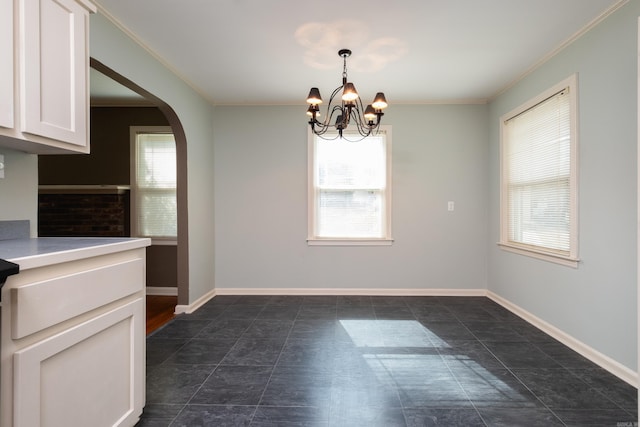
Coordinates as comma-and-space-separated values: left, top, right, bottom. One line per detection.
1, 244, 148, 427
0, 0, 96, 154
0, 0, 13, 129
13, 300, 144, 427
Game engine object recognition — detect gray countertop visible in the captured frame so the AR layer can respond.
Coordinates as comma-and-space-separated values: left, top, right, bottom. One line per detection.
0, 237, 151, 270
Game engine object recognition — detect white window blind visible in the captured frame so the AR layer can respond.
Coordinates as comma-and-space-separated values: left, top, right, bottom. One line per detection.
308, 128, 392, 244
501, 76, 578, 264
132, 130, 177, 239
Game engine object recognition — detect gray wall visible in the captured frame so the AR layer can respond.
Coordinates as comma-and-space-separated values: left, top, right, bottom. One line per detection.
488, 1, 638, 371
0, 149, 37, 236
213, 104, 489, 291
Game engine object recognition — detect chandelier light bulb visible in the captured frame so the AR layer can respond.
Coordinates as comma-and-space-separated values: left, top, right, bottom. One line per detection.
307, 105, 320, 117
372, 92, 388, 110
342, 83, 359, 102
364, 105, 376, 122
306, 87, 323, 105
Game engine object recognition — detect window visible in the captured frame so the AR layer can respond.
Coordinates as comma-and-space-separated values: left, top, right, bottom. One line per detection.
308, 127, 392, 245
130, 126, 177, 242
499, 75, 578, 267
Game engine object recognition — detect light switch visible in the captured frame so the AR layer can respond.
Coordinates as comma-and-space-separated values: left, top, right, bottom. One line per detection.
447, 201, 454, 211
0, 154, 4, 179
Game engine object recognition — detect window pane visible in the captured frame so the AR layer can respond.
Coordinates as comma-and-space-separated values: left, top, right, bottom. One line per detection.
133, 130, 177, 238
137, 191, 177, 237
508, 179, 570, 251
136, 136, 176, 189
316, 136, 385, 189
317, 190, 383, 238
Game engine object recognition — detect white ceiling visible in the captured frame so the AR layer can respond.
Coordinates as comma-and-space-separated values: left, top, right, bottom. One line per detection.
91, 0, 624, 105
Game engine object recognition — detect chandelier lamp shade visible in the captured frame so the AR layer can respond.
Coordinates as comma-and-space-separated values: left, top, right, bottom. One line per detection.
306, 49, 388, 139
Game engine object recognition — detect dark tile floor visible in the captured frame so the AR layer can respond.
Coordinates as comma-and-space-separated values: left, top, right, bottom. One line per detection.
135, 296, 638, 426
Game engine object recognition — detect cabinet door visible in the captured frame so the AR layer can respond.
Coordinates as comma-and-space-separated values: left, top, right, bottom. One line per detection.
0, 0, 13, 129
20, 0, 91, 147
12, 299, 145, 427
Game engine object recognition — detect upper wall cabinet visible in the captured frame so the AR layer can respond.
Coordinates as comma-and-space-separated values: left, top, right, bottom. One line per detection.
0, 0, 13, 130
0, 0, 96, 154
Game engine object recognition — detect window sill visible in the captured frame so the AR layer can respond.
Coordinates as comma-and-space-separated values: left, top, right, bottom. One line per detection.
498, 242, 579, 268
148, 238, 177, 246
307, 238, 394, 246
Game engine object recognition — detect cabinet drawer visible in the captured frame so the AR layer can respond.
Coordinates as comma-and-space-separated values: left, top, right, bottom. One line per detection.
11, 259, 144, 339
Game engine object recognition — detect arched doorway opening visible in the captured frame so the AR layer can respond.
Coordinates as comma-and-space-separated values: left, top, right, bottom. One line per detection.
90, 58, 190, 310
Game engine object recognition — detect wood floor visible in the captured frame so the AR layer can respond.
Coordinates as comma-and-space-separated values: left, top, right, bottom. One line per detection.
146, 295, 177, 335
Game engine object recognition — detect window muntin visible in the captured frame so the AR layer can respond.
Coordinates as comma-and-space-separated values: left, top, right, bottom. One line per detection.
500, 75, 578, 266
308, 127, 392, 245
131, 127, 177, 241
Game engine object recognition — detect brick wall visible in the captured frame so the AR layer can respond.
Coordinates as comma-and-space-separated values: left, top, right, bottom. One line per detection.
38, 192, 130, 237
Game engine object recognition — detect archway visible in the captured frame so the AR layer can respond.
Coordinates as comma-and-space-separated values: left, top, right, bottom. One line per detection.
89, 58, 189, 306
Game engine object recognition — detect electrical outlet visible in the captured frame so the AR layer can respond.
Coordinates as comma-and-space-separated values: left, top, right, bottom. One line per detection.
447, 201, 454, 211
0, 154, 4, 179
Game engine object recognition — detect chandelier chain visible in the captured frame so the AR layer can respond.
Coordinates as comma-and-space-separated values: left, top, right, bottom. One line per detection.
342, 55, 348, 82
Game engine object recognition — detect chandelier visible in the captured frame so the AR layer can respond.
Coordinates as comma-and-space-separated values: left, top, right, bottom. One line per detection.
305, 49, 388, 139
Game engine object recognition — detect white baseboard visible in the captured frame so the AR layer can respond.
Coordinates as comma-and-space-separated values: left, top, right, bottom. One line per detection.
175, 288, 216, 314
146, 286, 178, 296
487, 291, 638, 387
213, 287, 487, 296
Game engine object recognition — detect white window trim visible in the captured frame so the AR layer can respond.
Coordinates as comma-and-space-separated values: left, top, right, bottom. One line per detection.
499, 74, 579, 268
308, 238, 394, 247
130, 126, 177, 245
307, 126, 393, 246
147, 238, 178, 247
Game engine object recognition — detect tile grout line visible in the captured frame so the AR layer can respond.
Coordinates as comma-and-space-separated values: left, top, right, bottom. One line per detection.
251, 302, 302, 424
460, 316, 569, 426
166, 305, 243, 426
428, 303, 490, 427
